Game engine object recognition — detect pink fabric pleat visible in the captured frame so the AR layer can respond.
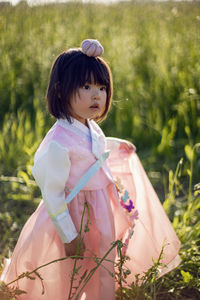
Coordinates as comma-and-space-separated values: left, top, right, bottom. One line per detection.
3, 186, 121, 300
108, 149, 181, 282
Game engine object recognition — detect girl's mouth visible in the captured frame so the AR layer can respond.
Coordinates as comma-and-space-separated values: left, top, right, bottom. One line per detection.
90, 104, 99, 110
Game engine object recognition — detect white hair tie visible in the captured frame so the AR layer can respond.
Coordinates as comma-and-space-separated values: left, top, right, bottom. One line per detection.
81, 39, 104, 57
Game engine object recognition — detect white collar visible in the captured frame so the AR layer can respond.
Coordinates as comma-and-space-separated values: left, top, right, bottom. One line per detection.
57, 117, 90, 136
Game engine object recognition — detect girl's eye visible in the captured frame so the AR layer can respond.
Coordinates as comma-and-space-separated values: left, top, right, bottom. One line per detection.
100, 86, 106, 91
83, 85, 90, 90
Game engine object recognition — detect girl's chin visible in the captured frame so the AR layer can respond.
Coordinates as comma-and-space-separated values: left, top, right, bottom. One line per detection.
90, 107, 99, 112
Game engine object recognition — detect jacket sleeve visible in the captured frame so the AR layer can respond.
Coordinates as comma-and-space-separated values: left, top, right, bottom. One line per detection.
106, 137, 121, 151
32, 140, 78, 243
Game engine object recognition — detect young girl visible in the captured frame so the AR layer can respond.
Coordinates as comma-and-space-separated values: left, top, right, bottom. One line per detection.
2, 39, 180, 300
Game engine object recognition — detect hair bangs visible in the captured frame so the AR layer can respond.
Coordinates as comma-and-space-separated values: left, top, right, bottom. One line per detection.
75, 56, 110, 88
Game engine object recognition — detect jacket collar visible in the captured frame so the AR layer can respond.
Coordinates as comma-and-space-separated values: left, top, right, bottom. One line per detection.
57, 118, 101, 159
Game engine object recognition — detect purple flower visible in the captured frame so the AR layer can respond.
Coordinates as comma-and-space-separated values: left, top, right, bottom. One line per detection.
120, 199, 135, 213
130, 210, 139, 221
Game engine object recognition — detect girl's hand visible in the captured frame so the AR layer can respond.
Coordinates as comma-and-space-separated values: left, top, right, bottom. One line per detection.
64, 237, 85, 258
119, 140, 136, 153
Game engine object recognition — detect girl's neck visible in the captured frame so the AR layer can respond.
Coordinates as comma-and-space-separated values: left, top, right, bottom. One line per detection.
85, 119, 89, 128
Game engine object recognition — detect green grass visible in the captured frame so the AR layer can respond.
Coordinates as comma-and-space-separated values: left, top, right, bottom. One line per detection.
0, 1, 199, 186
0, 1, 200, 299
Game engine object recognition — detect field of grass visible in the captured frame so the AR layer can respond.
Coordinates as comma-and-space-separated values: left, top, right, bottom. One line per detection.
0, 1, 199, 299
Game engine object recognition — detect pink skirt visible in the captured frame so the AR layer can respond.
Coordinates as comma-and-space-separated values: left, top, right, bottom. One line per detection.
2, 151, 181, 299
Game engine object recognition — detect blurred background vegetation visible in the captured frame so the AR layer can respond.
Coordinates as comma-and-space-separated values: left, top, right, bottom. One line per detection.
0, 1, 199, 299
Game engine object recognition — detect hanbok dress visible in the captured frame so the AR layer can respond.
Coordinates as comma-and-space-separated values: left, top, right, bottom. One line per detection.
1, 118, 181, 300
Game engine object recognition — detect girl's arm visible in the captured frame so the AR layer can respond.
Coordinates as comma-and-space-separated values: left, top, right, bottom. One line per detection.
32, 140, 78, 245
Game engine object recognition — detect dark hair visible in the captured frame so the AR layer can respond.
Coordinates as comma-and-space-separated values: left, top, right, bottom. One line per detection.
46, 48, 113, 123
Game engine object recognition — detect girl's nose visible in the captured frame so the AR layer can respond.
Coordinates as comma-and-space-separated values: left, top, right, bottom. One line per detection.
91, 87, 100, 99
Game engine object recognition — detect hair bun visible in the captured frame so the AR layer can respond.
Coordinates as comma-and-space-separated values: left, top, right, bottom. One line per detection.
81, 39, 104, 57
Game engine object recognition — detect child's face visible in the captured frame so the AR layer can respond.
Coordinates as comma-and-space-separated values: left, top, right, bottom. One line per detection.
69, 82, 107, 126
